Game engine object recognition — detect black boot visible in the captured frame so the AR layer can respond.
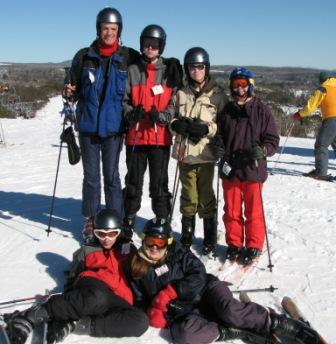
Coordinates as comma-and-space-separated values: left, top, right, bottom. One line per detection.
270, 313, 320, 344
123, 215, 136, 241
226, 245, 241, 261
217, 325, 246, 340
242, 248, 262, 266
5, 305, 50, 344
47, 317, 92, 343
180, 215, 195, 249
203, 216, 217, 257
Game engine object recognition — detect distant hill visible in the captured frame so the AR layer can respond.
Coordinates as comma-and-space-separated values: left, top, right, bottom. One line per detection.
0, 62, 327, 138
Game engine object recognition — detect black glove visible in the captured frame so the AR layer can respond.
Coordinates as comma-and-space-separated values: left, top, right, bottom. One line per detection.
187, 120, 208, 138
171, 118, 189, 137
60, 126, 81, 165
166, 300, 194, 323
148, 106, 160, 125
187, 120, 208, 144
126, 105, 145, 127
211, 136, 225, 160
250, 144, 266, 160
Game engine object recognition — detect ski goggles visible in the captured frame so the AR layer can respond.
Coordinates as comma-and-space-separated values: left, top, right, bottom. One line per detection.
94, 229, 121, 240
231, 78, 249, 89
144, 236, 168, 249
188, 64, 206, 71
142, 38, 160, 50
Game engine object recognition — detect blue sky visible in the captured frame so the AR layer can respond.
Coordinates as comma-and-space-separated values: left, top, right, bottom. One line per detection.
1, 0, 335, 69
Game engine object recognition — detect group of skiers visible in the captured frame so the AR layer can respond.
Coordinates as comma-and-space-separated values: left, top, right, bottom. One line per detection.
62, 6, 280, 265
3, 6, 328, 344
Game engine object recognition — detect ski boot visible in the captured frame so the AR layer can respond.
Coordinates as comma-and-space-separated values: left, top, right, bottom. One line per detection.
203, 216, 217, 259
180, 215, 195, 249
217, 325, 246, 341
47, 317, 92, 343
242, 248, 262, 266
270, 313, 320, 344
226, 245, 241, 262
82, 216, 94, 242
123, 215, 136, 241
4, 304, 50, 344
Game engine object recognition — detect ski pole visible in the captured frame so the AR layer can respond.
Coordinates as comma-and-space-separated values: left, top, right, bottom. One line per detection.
258, 181, 274, 272
0, 293, 50, 306
215, 160, 220, 232
232, 285, 278, 294
272, 120, 295, 173
46, 122, 66, 236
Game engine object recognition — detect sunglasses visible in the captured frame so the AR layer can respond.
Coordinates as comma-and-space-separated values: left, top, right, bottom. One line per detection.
94, 229, 121, 240
188, 64, 205, 71
232, 78, 249, 89
143, 38, 160, 50
144, 236, 167, 249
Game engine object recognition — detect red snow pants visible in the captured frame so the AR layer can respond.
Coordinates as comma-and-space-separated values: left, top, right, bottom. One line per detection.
222, 179, 265, 249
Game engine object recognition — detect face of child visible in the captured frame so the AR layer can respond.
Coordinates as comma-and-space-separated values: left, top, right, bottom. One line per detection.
142, 37, 160, 62
188, 64, 206, 84
143, 235, 167, 261
94, 229, 121, 249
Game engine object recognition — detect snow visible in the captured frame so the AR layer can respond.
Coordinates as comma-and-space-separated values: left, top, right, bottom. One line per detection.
1, 96, 335, 343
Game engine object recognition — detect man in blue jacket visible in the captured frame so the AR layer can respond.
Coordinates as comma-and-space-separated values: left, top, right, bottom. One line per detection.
63, 7, 140, 238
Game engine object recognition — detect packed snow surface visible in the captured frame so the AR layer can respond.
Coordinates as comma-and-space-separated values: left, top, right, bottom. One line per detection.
0, 96, 335, 343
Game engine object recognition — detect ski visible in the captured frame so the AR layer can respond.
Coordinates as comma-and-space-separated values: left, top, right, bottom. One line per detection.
281, 297, 328, 344
301, 172, 336, 183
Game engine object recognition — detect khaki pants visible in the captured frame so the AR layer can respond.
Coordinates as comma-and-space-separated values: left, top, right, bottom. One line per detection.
179, 163, 216, 218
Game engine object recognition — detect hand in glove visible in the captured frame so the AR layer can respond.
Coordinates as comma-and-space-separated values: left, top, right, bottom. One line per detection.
126, 105, 145, 127
250, 144, 267, 160
166, 300, 194, 322
148, 106, 160, 125
171, 118, 189, 137
187, 120, 209, 137
151, 284, 178, 312
292, 111, 302, 122
187, 120, 208, 144
147, 306, 167, 328
211, 136, 225, 160
147, 284, 178, 329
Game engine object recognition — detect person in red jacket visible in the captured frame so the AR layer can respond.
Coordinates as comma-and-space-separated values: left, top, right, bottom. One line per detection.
3, 210, 148, 344
129, 219, 320, 343
123, 24, 183, 237
212, 67, 279, 266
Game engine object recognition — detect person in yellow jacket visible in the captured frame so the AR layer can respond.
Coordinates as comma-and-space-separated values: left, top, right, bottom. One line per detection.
292, 71, 336, 179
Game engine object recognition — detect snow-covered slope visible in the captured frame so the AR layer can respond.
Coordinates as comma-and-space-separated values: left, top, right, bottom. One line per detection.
0, 96, 335, 343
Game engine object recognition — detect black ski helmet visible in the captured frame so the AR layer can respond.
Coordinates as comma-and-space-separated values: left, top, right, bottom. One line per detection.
93, 209, 122, 230
183, 47, 210, 79
140, 24, 166, 54
141, 218, 173, 244
96, 7, 123, 37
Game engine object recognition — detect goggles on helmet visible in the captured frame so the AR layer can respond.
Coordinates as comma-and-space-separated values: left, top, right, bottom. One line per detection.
188, 64, 205, 71
231, 78, 249, 89
144, 235, 168, 249
142, 37, 160, 50
94, 229, 121, 240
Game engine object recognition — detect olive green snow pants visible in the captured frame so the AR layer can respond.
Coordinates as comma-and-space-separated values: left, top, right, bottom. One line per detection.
179, 163, 216, 218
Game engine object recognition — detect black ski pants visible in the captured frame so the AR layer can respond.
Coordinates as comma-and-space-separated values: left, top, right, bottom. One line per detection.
46, 277, 148, 338
124, 145, 171, 219
171, 280, 270, 344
